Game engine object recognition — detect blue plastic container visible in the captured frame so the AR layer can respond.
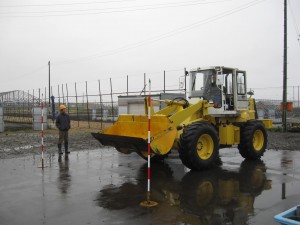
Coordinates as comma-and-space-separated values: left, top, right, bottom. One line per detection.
274, 205, 300, 225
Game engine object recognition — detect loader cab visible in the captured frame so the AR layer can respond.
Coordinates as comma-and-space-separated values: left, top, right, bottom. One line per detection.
189, 66, 248, 116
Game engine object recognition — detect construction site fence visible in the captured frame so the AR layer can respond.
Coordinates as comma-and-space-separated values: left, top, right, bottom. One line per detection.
1, 69, 188, 130
2, 98, 300, 130
1, 69, 300, 130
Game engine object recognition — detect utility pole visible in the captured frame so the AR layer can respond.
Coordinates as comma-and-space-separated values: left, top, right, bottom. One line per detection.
282, 0, 287, 132
48, 61, 51, 107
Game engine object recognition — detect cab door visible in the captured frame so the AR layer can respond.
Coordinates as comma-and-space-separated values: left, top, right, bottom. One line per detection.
235, 70, 248, 110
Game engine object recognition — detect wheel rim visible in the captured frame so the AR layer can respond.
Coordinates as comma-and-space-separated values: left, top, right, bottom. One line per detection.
253, 130, 264, 151
196, 134, 214, 160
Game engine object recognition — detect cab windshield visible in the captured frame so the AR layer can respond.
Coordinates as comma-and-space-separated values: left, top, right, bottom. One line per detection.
190, 69, 222, 107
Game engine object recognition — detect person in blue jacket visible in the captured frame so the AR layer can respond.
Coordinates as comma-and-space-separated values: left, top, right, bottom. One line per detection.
55, 105, 71, 154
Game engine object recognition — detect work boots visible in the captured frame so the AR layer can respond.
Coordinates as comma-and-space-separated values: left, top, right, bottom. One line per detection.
58, 144, 63, 154
64, 142, 70, 154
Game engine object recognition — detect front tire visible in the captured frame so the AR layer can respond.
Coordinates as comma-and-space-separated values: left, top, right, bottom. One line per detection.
238, 121, 267, 160
179, 122, 219, 171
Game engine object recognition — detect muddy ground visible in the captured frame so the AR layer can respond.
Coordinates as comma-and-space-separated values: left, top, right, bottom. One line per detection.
0, 129, 101, 159
0, 127, 299, 159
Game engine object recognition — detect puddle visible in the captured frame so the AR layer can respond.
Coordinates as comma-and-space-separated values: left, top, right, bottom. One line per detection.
0, 148, 299, 225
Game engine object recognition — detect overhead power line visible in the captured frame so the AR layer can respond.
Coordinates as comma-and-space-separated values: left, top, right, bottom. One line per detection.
4, 0, 266, 82
0, 0, 135, 8
288, 0, 300, 46
3, 64, 48, 83
54, 0, 265, 65
0, 0, 235, 17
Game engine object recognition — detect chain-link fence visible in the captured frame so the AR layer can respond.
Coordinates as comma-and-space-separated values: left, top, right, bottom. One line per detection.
0, 90, 38, 130
255, 99, 300, 124
1, 71, 300, 131
0, 69, 187, 130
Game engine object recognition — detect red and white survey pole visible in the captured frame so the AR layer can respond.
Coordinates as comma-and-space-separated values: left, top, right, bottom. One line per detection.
147, 80, 151, 199
140, 79, 158, 207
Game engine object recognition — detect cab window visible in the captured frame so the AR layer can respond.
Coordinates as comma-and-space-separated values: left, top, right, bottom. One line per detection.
237, 72, 246, 95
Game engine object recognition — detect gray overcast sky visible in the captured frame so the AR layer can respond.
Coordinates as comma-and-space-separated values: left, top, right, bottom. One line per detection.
0, 0, 299, 99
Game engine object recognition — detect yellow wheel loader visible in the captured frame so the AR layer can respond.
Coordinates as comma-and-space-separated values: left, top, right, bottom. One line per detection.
92, 66, 272, 170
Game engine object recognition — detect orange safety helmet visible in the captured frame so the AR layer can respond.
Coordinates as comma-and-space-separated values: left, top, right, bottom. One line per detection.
59, 105, 67, 110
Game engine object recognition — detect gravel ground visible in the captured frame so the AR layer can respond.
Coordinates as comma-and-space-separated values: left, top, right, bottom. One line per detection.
0, 129, 299, 159
266, 131, 300, 150
0, 129, 101, 159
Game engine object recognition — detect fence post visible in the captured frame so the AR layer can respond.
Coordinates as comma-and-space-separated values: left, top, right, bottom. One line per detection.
58, 84, 61, 106
17, 90, 20, 122
66, 83, 69, 113
44, 87, 47, 106
23, 91, 25, 122
62, 83, 65, 105
86, 81, 90, 128
44, 87, 47, 125
38, 88, 41, 106
98, 80, 103, 130
110, 78, 114, 123
74, 82, 79, 127
127, 75, 129, 96
144, 73, 146, 95
27, 90, 30, 123
164, 70, 166, 93
0, 103, 4, 132
32, 89, 34, 128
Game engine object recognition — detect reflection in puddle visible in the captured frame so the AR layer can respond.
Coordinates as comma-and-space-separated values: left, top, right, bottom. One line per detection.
280, 151, 295, 200
57, 155, 71, 195
281, 151, 294, 169
96, 159, 272, 225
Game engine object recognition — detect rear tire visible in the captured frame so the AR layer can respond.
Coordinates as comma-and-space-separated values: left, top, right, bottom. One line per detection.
179, 122, 219, 171
238, 121, 267, 160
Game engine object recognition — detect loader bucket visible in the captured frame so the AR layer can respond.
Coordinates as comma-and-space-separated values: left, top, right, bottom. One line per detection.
92, 114, 177, 156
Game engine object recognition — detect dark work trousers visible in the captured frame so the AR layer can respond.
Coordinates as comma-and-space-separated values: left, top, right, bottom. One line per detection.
58, 130, 69, 145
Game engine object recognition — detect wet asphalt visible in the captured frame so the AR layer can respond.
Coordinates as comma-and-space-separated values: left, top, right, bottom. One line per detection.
0, 147, 299, 225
